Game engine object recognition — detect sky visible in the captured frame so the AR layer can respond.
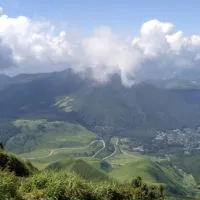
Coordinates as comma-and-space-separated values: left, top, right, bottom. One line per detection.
1, 0, 200, 84
1, 0, 200, 34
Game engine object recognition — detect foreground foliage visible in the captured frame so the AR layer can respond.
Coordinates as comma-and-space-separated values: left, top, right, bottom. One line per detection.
0, 150, 37, 177
0, 150, 163, 199
0, 169, 165, 200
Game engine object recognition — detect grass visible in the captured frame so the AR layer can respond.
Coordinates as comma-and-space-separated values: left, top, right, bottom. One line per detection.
0, 149, 165, 199
109, 158, 163, 183
108, 150, 145, 166
0, 149, 199, 199
0, 169, 166, 200
172, 153, 200, 184
6, 119, 96, 154
21, 146, 90, 170
83, 157, 105, 169
0, 150, 37, 177
2, 119, 200, 199
0, 170, 20, 200
109, 156, 197, 198
46, 158, 109, 181
3, 119, 99, 170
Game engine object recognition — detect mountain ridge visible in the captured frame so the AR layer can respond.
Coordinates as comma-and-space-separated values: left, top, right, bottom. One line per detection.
1, 69, 200, 137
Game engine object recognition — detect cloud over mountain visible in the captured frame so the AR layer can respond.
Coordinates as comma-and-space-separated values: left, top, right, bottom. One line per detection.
1, 7, 200, 84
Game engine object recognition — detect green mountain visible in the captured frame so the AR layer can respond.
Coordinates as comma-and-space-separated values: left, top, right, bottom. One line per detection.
5, 119, 95, 154
109, 159, 196, 196
46, 158, 109, 181
0, 149, 167, 200
1, 70, 200, 140
0, 150, 198, 199
1, 70, 200, 198
172, 153, 200, 184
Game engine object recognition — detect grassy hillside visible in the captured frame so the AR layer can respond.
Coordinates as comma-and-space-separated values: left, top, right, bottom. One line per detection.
110, 158, 195, 184
109, 158, 196, 197
172, 153, 200, 184
0, 149, 37, 177
0, 149, 199, 199
106, 150, 199, 198
46, 158, 109, 181
5, 119, 96, 154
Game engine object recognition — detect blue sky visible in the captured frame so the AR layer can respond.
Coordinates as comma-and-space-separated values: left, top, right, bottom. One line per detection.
1, 0, 200, 34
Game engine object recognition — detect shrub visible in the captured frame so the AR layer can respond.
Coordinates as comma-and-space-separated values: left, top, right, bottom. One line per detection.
0, 162, 165, 200
0, 170, 22, 200
20, 171, 96, 200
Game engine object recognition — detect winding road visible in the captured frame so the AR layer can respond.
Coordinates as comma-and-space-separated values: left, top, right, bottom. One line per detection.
90, 139, 106, 158
23, 137, 120, 161
102, 137, 119, 160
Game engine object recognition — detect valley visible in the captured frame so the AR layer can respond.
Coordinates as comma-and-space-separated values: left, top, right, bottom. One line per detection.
1, 70, 200, 199
1, 118, 198, 198
1, 116, 199, 199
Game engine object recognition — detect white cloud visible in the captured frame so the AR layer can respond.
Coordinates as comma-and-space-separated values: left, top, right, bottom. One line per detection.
0, 14, 73, 71
1, 9, 200, 84
74, 27, 142, 85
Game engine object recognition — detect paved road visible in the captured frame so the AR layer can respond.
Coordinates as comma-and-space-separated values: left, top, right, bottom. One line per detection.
91, 139, 106, 158
23, 138, 120, 161
102, 137, 119, 160
23, 140, 106, 160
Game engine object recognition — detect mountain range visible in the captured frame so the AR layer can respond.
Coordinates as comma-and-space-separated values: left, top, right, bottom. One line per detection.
1, 70, 200, 138
1, 70, 200, 199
